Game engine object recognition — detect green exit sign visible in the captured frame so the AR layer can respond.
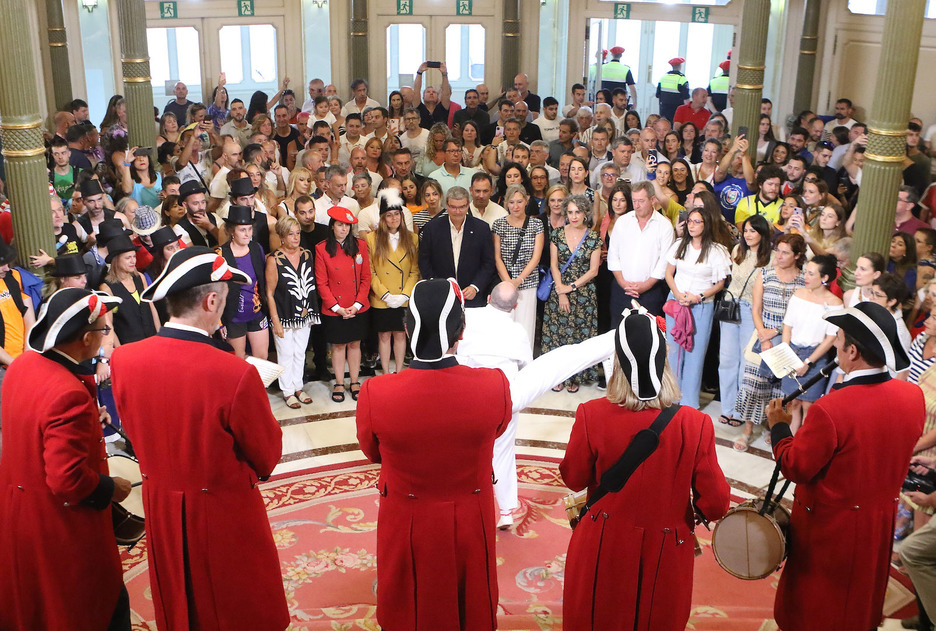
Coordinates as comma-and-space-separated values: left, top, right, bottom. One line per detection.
397, 0, 413, 15
159, 1, 177, 19
614, 3, 631, 19
691, 7, 710, 23
238, 0, 255, 17
456, 0, 472, 16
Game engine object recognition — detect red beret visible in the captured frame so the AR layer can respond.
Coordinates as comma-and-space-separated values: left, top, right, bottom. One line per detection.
610, 46, 625, 55
327, 206, 358, 225
719, 60, 731, 71
668, 57, 686, 66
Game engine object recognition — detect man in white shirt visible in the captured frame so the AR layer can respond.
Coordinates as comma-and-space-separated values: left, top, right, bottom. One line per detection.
561, 83, 589, 119
607, 180, 674, 320
206, 140, 242, 213
532, 97, 561, 143
313, 165, 361, 226
340, 79, 381, 117
823, 98, 859, 136
593, 137, 644, 185
456, 282, 533, 529
468, 173, 507, 226
337, 113, 367, 165
299, 78, 325, 113
399, 108, 430, 163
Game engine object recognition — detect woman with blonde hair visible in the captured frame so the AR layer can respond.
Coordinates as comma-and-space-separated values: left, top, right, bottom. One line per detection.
561, 305, 729, 631
277, 167, 313, 218
245, 163, 278, 213
366, 189, 420, 374
418, 123, 451, 176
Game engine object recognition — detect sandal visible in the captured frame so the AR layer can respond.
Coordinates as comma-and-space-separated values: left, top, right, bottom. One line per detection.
567, 384, 580, 394
349, 382, 362, 401
552, 384, 564, 392
719, 415, 744, 427
285, 394, 302, 409
733, 432, 750, 452
331, 384, 345, 403
295, 390, 312, 405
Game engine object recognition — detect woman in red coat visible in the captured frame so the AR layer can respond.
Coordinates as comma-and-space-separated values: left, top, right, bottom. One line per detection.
560, 304, 730, 631
315, 205, 371, 402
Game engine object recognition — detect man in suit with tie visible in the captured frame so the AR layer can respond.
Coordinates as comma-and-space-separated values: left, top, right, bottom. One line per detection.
417, 186, 495, 308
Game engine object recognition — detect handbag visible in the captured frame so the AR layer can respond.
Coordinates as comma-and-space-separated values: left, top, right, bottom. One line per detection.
714, 267, 757, 324
564, 405, 679, 529
537, 230, 587, 301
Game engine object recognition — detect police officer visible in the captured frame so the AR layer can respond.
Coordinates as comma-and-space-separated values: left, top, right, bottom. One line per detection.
601, 46, 637, 108
708, 59, 731, 112
656, 57, 689, 123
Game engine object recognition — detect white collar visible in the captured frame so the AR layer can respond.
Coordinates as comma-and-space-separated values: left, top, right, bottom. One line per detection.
49, 348, 81, 365
165, 322, 210, 337
843, 366, 888, 381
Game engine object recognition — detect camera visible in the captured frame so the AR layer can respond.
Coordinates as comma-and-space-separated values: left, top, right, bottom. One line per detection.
903, 467, 936, 495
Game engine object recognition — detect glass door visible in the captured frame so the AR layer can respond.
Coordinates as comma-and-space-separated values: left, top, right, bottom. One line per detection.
147, 24, 204, 115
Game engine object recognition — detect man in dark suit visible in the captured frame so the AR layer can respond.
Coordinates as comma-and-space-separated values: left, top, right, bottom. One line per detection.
480, 100, 516, 146
418, 186, 495, 308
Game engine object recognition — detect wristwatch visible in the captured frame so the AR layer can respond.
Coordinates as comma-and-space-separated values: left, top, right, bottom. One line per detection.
806, 360, 815, 368
570, 282, 577, 291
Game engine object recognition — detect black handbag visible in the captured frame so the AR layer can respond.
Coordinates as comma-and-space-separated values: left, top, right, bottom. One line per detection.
714, 268, 757, 324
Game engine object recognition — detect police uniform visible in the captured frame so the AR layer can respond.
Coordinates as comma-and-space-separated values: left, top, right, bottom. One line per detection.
708, 60, 731, 112
657, 57, 689, 122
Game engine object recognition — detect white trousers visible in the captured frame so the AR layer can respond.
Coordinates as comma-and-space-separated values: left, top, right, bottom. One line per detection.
511, 287, 537, 350
493, 411, 520, 511
274, 325, 311, 394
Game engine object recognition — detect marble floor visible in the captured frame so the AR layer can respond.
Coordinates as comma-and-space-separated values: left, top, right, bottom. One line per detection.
264, 375, 916, 630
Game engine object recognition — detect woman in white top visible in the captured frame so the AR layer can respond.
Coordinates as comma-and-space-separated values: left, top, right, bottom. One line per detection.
843, 251, 886, 307
780, 254, 844, 432
869, 272, 912, 380
460, 121, 484, 168
664, 206, 731, 409
690, 138, 721, 185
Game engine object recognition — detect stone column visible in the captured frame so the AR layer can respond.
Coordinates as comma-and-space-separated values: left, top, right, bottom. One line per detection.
0, 0, 56, 260
732, 0, 770, 164
349, 0, 368, 83
115, 0, 156, 148
792, 0, 820, 114
46, 0, 72, 110
502, 0, 520, 90
843, 0, 926, 290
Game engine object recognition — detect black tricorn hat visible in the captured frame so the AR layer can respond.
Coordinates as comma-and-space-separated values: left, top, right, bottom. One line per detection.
28, 288, 121, 352
223, 204, 254, 225
824, 301, 910, 372
97, 219, 131, 249
50, 254, 88, 278
614, 301, 667, 401
141, 246, 250, 302
407, 278, 465, 362
229, 177, 258, 199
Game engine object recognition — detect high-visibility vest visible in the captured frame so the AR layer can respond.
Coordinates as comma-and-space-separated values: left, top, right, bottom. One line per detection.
659, 71, 688, 95
602, 61, 632, 82
709, 74, 730, 95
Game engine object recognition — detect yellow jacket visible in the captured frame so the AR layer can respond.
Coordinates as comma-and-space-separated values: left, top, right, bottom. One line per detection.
365, 231, 421, 308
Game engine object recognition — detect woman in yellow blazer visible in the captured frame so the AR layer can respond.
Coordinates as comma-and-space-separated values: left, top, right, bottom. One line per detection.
366, 189, 420, 374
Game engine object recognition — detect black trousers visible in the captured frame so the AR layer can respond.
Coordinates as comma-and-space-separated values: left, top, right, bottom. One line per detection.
610, 278, 667, 328
108, 585, 131, 631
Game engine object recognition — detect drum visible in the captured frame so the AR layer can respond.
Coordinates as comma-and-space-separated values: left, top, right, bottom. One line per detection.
712, 498, 790, 580
108, 454, 146, 547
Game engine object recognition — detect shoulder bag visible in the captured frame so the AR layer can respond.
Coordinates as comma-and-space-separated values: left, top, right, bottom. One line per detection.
564, 404, 680, 529
537, 229, 586, 301
714, 267, 758, 324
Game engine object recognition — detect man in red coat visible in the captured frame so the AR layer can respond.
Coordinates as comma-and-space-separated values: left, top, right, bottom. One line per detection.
111, 247, 290, 631
356, 278, 512, 631
767, 301, 924, 631
0, 288, 133, 630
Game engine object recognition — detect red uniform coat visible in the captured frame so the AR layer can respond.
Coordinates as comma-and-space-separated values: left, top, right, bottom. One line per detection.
315, 239, 371, 316
560, 402, 730, 631
355, 357, 512, 631
111, 327, 289, 631
0, 351, 123, 630
771, 374, 924, 631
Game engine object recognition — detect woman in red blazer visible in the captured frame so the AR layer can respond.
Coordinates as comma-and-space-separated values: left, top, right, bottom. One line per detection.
315, 205, 371, 402
560, 305, 730, 631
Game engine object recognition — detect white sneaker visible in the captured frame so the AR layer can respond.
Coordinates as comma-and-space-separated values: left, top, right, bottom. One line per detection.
497, 513, 514, 530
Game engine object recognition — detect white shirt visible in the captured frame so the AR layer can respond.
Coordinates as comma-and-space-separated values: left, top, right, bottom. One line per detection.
607, 210, 675, 282
782, 294, 842, 346
532, 115, 561, 143
208, 166, 231, 200
449, 218, 466, 275
824, 117, 857, 136
470, 201, 507, 227
665, 240, 731, 296
313, 194, 361, 226
457, 305, 533, 380
400, 128, 430, 162
338, 135, 367, 165
340, 97, 381, 117
609, 110, 629, 135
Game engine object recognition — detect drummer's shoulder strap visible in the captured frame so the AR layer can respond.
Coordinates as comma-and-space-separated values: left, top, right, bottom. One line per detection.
580, 404, 680, 520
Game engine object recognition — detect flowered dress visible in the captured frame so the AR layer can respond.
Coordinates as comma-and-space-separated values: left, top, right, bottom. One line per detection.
541, 227, 601, 386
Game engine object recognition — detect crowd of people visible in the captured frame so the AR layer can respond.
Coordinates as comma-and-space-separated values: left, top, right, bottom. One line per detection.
4, 54, 936, 630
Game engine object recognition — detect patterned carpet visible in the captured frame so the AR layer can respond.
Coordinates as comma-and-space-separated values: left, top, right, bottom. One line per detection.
120, 457, 913, 630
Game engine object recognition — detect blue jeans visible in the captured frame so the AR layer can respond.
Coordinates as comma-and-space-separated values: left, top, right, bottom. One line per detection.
665, 296, 716, 409
717, 301, 755, 419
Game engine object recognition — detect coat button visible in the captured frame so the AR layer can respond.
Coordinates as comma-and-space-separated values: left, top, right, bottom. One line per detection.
602, 512, 609, 519
16, 485, 23, 490
805, 506, 811, 512
99, 438, 103, 443
201, 488, 208, 493
142, 474, 148, 479
678, 539, 685, 545
474, 488, 481, 494
63, 502, 69, 507
663, 528, 671, 533
853, 505, 860, 510
408, 493, 415, 498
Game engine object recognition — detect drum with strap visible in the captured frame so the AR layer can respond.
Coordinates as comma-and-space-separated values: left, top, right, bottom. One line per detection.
108, 453, 145, 547
712, 454, 791, 579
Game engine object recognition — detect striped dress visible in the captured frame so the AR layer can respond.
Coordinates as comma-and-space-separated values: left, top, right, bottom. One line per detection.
735, 267, 805, 426
908, 333, 936, 386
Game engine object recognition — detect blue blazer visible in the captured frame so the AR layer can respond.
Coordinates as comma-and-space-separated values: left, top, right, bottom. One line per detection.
418, 214, 495, 308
